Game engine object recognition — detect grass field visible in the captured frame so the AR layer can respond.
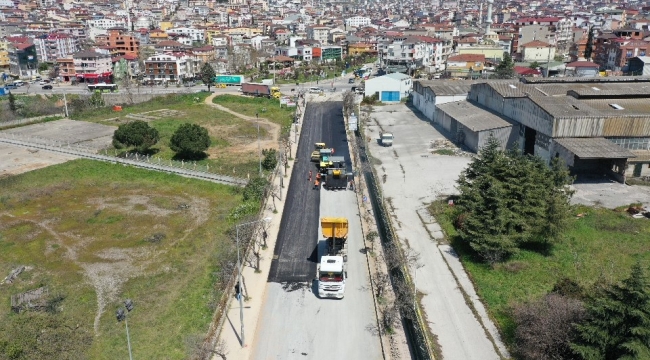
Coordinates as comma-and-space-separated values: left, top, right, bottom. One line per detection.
71, 93, 266, 177
212, 94, 295, 130
0, 159, 243, 359
430, 201, 650, 345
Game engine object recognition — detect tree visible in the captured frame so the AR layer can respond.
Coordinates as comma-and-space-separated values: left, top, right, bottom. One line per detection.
242, 177, 268, 202
584, 26, 594, 61
513, 293, 586, 360
571, 262, 650, 359
529, 61, 541, 69
38, 63, 49, 72
112, 120, 160, 153
199, 62, 216, 92
455, 137, 574, 262
8, 92, 17, 112
495, 52, 515, 79
261, 148, 277, 171
169, 123, 211, 158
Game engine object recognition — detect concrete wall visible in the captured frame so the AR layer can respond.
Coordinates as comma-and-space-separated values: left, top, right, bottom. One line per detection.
102, 93, 164, 106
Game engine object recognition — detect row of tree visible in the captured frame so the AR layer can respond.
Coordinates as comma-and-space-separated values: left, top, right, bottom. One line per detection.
113, 120, 210, 159
514, 263, 650, 359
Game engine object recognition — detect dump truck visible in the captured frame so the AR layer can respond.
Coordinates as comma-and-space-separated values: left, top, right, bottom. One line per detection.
323, 156, 348, 190
311, 143, 326, 162
317, 217, 349, 299
241, 83, 282, 99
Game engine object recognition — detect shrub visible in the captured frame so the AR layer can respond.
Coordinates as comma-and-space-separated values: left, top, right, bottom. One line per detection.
169, 123, 210, 159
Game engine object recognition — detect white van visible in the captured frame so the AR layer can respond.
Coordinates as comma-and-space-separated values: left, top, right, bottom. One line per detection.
308, 87, 322, 94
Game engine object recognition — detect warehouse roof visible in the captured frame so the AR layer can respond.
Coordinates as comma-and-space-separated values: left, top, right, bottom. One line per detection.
437, 100, 515, 132
554, 137, 636, 159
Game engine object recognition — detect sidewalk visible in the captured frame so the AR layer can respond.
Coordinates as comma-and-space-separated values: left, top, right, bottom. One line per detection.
215, 103, 305, 360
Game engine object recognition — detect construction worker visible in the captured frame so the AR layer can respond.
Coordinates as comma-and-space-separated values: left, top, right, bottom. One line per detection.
314, 179, 320, 189
316, 172, 321, 181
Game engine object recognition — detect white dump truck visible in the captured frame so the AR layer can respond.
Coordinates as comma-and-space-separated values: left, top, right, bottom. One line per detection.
317, 217, 348, 299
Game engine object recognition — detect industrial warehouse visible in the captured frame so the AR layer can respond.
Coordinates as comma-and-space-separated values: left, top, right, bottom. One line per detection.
413, 77, 650, 182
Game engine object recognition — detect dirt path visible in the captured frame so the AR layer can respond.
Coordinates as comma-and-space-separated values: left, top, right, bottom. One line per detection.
204, 93, 281, 152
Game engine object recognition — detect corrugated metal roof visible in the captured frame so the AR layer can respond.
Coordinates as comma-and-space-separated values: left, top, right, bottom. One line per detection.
437, 100, 515, 132
579, 98, 650, 115
554, 137, 636, 159
567, 82, 650, 97
423, 80, 473, 96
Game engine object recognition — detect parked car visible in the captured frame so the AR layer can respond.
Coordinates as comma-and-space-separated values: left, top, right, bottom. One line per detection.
39, 80, 50, 85
42, 84, 53, 90
348, 78, 355, 84
308, 87, 322, 94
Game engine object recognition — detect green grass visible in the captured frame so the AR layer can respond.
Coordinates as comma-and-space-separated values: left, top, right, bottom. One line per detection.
212, 94, 295, 130
71, 93, 267, 177
432, 149, 455, 156
430, 201, 650, 346
0, 159, 244, 359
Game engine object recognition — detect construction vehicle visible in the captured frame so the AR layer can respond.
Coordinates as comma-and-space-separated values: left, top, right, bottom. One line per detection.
317, 217, 348, 299
311, 143, 326, 162
323, 156, 349, 190
318, 148, 333, 171
241, 83, 282, 99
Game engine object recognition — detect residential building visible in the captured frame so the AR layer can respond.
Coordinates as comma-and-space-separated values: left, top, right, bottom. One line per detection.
33, 33, 79, 63
191, 46, 216, 64
87, 18, 126, 30
564, 61, 599, 77
167, 27, 204, 43
520, 40, 555, 63
445, 54, 485, 78
105, 29, 140, 57
345, 16, 371, 28
364, 73, 413, 102
0, 38, 9, 69
144, 53, 189, 82
56, 56, 75, 82
73, 49, 112, 83
348, 42, 377, 56
8, 42, 38, 78
307, 26, 329, 44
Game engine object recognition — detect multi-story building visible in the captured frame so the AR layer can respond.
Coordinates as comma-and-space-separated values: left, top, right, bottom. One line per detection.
445, 54, 485, 78
166, 27, 204, 43
191, 45, 216, 64
87, 18, 126, 30
319, 45, 343, 61
520, 40, 556, 62
0, 38, 9, 70
348, 42, 377, 56
73, 49, 112, 83
105, 29, 140, 57
144, 53, 189, 83
34, 33, 78, 63
345, 16, 371, 28
307, 26, 329, 44
605, 39, 650, 71
56, 56, 75, 82
8, 41, 38, 78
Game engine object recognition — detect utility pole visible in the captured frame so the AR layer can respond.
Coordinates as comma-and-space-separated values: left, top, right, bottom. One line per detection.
63, 92, 69, 117
257, 113, 262, 177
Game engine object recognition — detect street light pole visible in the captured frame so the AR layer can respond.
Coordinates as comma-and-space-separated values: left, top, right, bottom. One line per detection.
235, 217, 272, 348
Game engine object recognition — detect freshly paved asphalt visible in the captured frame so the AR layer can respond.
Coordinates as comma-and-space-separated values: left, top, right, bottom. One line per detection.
268, 101, 348, 283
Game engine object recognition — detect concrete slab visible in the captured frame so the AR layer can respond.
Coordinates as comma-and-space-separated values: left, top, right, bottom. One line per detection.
364, 104, 506, 359
0, 142, 76, 177
571, 178, 650, 209
1, 119, 116, 152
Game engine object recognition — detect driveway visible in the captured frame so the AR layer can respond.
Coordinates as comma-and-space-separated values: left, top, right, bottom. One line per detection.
363, 103, 506, 359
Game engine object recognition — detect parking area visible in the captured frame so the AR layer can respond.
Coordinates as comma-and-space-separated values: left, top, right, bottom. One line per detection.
363, 103, 505, 359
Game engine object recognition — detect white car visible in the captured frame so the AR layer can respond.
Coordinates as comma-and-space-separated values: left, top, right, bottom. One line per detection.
39, 80, 50, 85
308, 87, 322, 94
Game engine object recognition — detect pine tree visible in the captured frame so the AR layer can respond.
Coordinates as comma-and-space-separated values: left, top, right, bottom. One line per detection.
571, 262, 650, 359
584, 26, 594, 61
8, 92, 16, 113
495, 52, 515, 79
200, 62, 216, 92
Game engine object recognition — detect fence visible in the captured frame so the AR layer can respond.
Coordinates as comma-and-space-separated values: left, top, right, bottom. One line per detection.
0, 114, 65, 130
0, 132, 247, 187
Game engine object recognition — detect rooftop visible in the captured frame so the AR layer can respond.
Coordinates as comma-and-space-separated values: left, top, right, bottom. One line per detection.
554, 137, 636, 159
437, 100, 515, 132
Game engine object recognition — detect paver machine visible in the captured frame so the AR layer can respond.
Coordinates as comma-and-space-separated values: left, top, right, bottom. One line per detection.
323, 156, 349, 190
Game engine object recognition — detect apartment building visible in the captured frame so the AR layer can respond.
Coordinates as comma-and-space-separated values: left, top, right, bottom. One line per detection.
166, 27, 204, 43
144, 53, 190, 83
56, 56, 75, 81
87, 18, 126, 30
8, 42, 38, 78
34, 33, 78, 63
105, 29, 140, 57
345, 16, 371, 28
73, 49, 112, 83
307, 26, 329, 44
0, 38, 9, 69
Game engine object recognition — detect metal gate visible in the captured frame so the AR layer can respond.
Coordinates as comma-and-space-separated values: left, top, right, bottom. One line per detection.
381, 91, 400, 102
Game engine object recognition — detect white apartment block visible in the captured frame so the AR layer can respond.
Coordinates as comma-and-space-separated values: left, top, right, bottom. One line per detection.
87, 18, 126, 30
345, 16, 371, 28
307, 26, 329, 44
34, 33, 79, 63
167, 27, 204, 42
144, 53, 190, 82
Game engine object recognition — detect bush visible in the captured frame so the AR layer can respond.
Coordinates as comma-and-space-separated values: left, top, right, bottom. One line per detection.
242, 177, 268, 202
169, 123, 210, 159
112, 120, 160, 152
261, 148, 277, 171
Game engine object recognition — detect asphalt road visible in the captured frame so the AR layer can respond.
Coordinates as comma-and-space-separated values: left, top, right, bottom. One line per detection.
253, 101, 381, 360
